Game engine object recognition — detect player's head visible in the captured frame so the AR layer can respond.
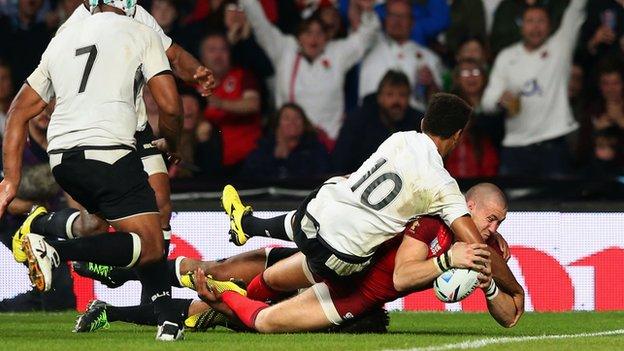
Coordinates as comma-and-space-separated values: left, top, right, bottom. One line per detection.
420, 93, 472, 156
465, 183, 507, 240
88, 0, 137, 17
521, 5, 550, 49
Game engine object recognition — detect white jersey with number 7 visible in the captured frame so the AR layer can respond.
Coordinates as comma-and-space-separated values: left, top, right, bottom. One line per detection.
27, 12, 171, 153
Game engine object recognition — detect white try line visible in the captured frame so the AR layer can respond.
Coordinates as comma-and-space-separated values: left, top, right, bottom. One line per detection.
383, 329, 624, 351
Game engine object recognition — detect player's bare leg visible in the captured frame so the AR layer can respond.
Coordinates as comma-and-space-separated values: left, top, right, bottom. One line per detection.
195, 269, 332, 333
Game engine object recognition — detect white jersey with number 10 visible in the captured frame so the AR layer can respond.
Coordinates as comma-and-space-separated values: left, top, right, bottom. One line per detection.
306, 131, 469, 258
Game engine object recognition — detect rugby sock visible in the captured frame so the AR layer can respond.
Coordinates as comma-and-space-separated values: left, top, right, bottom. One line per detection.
108, 267, 139, 284
30, 208, 80, 239
246, 272, 284, 303
241, 214, 289, 240
136, 257, 180, 325
266, 247, 300, 267
48, 232, 140, 267
139, 228, 172, 304
221, 291, 268, 329
107, 299, 193, 326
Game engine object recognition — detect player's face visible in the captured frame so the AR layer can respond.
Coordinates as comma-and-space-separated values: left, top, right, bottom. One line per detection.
0, 66, 12, 100
298, 22, 328, 60
521, 9, 550, 49
200, 36, 231, 77
181, 95, 200, 132
385, 1, 412, 43
377, 84, 409, 122
469, 200, 507, 240
277, 107, 305, 139
599, 72, 623, 102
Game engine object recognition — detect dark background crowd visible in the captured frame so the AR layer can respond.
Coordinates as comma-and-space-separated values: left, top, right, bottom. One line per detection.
0, 0, 623, 185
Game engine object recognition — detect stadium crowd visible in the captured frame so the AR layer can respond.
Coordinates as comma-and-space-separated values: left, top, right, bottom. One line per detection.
0, 0, 623, 182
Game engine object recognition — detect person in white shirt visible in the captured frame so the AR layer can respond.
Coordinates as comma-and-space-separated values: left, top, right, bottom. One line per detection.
219, 93, 524, 311
0, 0, 185, 341
239, 0, 379, 142
481, 0, 587, 177
359, 0, 444, 111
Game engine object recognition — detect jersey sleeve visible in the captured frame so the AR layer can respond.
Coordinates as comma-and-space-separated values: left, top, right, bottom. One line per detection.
404, 216, 442, 243
133, 5, 173, 50
430, 180, 469, 227
26, 46, 54, 103
141, 30, 172, 82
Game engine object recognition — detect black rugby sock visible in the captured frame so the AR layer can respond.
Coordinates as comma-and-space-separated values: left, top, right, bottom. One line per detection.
241, 214, 290, 241
48, 232, 139, 266
107, 299, 193, 326
30, 208, 80, 239
136, 257, 181, 325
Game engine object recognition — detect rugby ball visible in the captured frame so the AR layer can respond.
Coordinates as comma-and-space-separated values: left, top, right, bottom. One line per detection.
433, 268, 479, 303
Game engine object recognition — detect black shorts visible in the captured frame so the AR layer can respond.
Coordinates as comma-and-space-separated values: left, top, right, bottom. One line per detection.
50, 147, 159, 221
292, 188, 372, 282
134, 124, 161, 159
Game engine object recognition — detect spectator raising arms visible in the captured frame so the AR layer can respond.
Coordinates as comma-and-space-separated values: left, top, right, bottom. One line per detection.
445, 59, 501, 178
359, 0, 444, 111
334, 70, 423, 173
200, 32, 262, 173
482, 0, 587, 177
239, 0, 380, 144
242, 103, 330, 179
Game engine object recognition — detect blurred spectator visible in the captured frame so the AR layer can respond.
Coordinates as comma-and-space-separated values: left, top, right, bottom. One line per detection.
445, 59, 502, 178
43, 0, 81, 29
443, 36, 489, 90
240, 0, 379, 146
316, 4, 346, 39
0, 0, 52, 88
169, 92, 203, 179
340, 0, 450, 45
580, 0, 624, 63
359, 0, 443, 111
241, 103, 330, 179
445, 0, 487, 56
490, 0, 570, 57
482, 1, 586, 177
150, 0, 184, 43
0, 60, 13, 138
200, 32, 262, 173
577, 62, 624, 165
583, 127, 624, 178
333, 71, 423, 173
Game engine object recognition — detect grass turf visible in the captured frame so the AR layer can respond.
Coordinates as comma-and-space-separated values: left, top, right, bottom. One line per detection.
0, 311, 622, 351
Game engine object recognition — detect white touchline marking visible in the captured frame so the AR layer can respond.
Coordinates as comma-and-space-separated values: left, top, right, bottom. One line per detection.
383, 329, 624, 351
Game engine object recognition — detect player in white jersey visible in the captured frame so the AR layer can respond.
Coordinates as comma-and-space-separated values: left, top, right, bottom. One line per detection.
9, 0, 216, 303
0, 0, 185, 341
221, 93, 524, 305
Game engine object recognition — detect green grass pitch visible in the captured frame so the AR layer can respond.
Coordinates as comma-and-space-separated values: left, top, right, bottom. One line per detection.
1, 311, 623, 351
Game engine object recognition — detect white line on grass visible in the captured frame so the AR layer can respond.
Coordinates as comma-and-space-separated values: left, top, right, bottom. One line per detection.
384, 329, 624, 351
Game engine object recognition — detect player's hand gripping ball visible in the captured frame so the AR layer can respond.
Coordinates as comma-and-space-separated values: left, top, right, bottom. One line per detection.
433, 268, 479, 303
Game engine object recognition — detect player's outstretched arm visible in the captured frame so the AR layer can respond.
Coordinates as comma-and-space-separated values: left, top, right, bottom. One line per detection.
166, 44, 215, 97
0, 84, 47, 217
485, 282, 521, 328
147, 73, 183, 154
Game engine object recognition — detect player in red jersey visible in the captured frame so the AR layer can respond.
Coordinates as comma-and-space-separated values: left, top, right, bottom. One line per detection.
193, 183, 523, 332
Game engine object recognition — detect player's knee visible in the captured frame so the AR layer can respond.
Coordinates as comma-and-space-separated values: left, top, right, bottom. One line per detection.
262, 270, 288, 292
137, 235, 165, 266
254, 309, 283, 333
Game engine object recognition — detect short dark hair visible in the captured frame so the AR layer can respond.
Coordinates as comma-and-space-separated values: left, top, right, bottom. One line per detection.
523, 5, 550, 21
296, 14, 328, 38
421, 93, 472, 139
377, 70, 411, 92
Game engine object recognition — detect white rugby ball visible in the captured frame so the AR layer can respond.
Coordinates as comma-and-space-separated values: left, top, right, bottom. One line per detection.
433, 268, 479, 303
